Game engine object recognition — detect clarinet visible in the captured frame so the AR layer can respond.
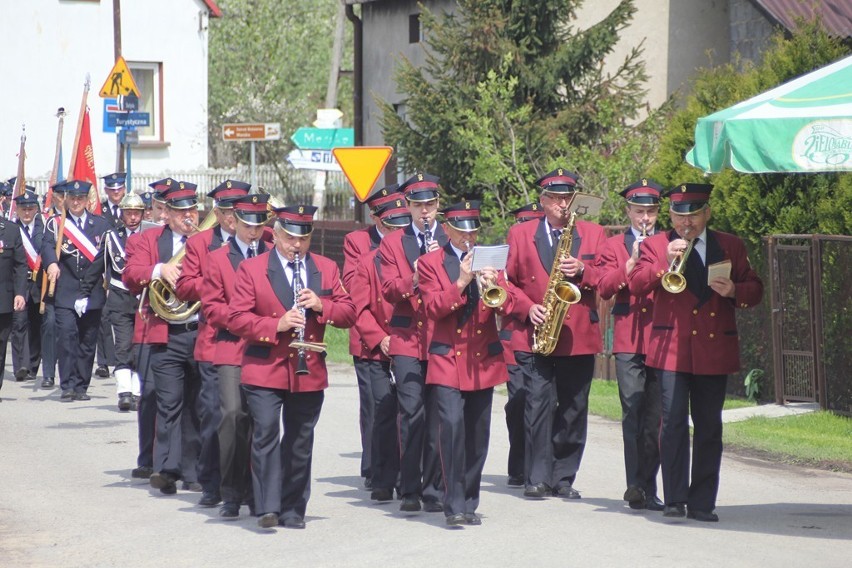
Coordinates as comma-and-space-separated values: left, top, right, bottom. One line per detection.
422, 216, 433, 251
292, 253, 309, 375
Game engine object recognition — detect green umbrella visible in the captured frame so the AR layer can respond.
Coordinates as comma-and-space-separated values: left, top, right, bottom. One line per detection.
686, 54, 852, 173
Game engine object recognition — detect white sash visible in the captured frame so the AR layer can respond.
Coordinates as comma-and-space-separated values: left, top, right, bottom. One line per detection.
63, 219, 99, 262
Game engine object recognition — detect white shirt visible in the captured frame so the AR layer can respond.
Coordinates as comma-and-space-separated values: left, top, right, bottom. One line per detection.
412, 220, 438, 246
692, 228, 708, 265
629, 225, 654, 240
234, 236, 255, 258
276, 249, 308, 288
69, 212, 87, 229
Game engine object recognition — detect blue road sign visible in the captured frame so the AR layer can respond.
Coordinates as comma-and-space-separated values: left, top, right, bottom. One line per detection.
106, 111, 150, 128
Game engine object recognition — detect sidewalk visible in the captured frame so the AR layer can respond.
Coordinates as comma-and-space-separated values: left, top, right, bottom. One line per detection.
722, 401, 821, 423
1, 362, 850, 568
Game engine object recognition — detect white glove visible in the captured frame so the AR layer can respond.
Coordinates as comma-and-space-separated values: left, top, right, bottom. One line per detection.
74, 298, 89, 317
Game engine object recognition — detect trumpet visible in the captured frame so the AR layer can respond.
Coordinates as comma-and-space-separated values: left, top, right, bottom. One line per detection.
288, 252, 326, 375
661, 234, 694, 294
638, 222, 648, 242
464, 242, 507, 309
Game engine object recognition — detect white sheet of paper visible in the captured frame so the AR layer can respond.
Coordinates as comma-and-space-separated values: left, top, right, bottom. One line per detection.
707, 259, 732, 285
470, 245, 509, 271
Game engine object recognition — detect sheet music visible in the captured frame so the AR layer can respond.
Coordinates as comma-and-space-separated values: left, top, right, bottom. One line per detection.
470, 245, 509, 271
707, 259, 732, 285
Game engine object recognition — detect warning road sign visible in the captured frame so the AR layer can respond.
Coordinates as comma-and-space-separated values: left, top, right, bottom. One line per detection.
99, 56, 141, 98
332, 146, 393, 202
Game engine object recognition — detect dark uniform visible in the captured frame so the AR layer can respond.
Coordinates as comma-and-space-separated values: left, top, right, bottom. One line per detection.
597, 180, 664, 510
418, 200, 511, 526
42, 180, 111, 401
342, 183, 403, 488
0, 209, 28, 400
228, 205, 355, 529
11, 189, 51, 383
379, 173, 447, 513
504, 169, 607, 499
628, 183, 763, 521
501, 203, 544, 487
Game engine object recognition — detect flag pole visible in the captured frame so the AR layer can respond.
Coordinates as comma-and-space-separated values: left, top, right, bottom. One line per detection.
41, 108, 67, 313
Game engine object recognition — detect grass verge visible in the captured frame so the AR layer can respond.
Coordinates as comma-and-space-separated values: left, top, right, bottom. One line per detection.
324, 326, 351, 364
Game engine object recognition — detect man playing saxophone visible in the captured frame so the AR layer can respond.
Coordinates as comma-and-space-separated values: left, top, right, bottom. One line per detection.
504, 168, 607, 500
123, 182, 203, 495
628, 183, 762, 522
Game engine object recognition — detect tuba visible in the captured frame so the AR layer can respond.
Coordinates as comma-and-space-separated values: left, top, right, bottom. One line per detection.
146, 212, 219, 321
532, 212, 581, 355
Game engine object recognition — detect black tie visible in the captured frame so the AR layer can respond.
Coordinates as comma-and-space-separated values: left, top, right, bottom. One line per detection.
76, 217, 84, 231
112, 205, 119, 219
288, 262, 304, 289
552, 229, 562, 253
23, 225, 30, 238
246, 246, 255, 259
419, 234, 426, 256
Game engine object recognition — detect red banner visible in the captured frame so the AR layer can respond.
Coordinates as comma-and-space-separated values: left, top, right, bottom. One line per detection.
72, 108, 101, 215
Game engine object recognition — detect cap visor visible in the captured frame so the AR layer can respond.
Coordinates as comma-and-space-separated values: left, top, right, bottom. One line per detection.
405, 190, 440, 203
236, 212, 269, 226
166, 198, 198, 210
280, 222, 313, 236
626, 195, 660, 206
670, 202, 707, 215
447, 218, 481, 232
540, 185, 576, 194
381, 214, 412, 228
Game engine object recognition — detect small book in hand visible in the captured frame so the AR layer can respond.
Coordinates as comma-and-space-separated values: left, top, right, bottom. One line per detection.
707, 259, 731, 285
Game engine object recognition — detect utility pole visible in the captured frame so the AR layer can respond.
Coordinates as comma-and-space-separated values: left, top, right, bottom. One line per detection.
312, 0, 347, 220
113, 0, 125, 172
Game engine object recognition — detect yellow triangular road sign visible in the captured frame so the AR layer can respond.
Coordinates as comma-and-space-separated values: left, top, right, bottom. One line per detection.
99, 56, 141, 98
333, 146, 393, 202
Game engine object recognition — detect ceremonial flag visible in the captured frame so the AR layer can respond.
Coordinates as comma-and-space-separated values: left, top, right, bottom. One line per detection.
45, 108, 67, 215
72, 107, 101, 215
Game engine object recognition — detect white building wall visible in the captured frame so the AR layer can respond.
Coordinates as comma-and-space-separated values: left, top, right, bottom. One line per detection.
0, 0, 212, 181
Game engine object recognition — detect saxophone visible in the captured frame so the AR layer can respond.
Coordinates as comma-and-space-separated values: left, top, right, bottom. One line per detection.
532, 212, 581, 355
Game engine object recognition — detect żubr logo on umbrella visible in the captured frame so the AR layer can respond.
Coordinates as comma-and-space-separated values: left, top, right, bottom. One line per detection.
793, 120, 852, 170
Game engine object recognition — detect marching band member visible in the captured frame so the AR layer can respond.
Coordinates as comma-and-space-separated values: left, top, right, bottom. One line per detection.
228, 205, 355, 529
501, 202, 544, 487
11, 189, 49, 384
379, 173, 446, 514
349, 197, 411, 502
42, 180, 111, 402
418, 200, 511, 526
201, 192, 269, 519
79, 193, 146, 412
342, 182, 403, 489
504, 168, 607, 500
597, 180, 664, 511
124, 182, 202, 495
176, 179, 250, 509
628, 183, 763, 522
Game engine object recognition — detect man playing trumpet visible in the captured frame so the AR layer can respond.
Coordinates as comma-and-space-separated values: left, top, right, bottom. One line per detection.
628, 183, 763, 522
417, 200, 512, 526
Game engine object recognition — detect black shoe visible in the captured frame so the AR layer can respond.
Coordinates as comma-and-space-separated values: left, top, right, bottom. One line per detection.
220, 502, 240, 519
422, 500, 443, 513
371, 488, 394, 502
645, 495, 665, 511
399, 495, 421, 512
464, 513, 482, 525
198, 491, 222, 508
553, 485, 581, 499
687, 508, 719, 522
118, 393, 133, 412
149, 472, 177, 495
445, 513, 466, 527
257, 513, 278, 528
181, 481, 203, 492
624, 486, 646, 509
95, 365, 110, 378
363, 477, 372, 490
60, 390, 74, 402
507, 475, 525, 487
41, 378, 55, 389
663, 503, 686, 518
74, 392, 91, 401
131, 466, 153, 479
15, 368, 28, 382
131, 395, 140, 411
523, 483, 550, 499
26, 371, 36, 381
280, 516, 306, 529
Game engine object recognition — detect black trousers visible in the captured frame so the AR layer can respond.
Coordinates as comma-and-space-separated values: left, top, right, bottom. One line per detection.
217, 364, 252, 503
96, 300, 115, 367
196, 361, 222, 494
135, 343, 157, 469
656, 370, 728, 511
243, 385, 324, 521
55, 307, 101, 394
150, 326, 200, 478
353, 356, 375, 480
615, 352, 661, 495
0, 312, 12, 392
40, 302, 57, 380
391, 355, 442, 502
364, 359, 398, 491
107, 289, 137, 371
11, 301, 42, 375
504, 363, 526, 479
515, 352, 594, 489
435, 386, 493, 517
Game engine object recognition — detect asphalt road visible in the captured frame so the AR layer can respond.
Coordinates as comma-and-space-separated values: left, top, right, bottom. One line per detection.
1, 363, 850, 568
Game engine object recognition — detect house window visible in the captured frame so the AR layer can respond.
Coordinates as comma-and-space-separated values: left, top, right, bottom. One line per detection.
409, 14, 421, 44
127, 61, 163, 141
